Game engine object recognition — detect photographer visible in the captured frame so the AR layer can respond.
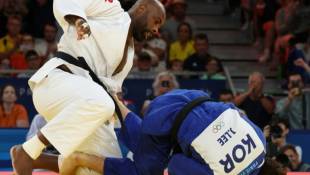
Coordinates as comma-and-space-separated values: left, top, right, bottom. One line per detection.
264, 118, 302, 160
140, 71, 179, 115
275, 72, 310, 129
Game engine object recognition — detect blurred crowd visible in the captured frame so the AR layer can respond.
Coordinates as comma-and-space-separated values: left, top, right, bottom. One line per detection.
239, 0, 310, 84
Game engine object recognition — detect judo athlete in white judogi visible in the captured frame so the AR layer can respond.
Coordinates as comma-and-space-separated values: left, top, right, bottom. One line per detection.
59, 89, 267, 175
10, 0, 166, 174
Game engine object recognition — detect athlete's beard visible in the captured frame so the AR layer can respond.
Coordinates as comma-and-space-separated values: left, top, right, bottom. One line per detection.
133, 28, 150, 42
132, 15, 150, 42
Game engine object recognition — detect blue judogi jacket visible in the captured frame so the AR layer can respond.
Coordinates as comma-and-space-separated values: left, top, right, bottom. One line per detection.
104, 90, 266, 175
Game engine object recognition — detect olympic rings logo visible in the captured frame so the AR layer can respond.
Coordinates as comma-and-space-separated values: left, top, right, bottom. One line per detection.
212, 121, 225, 133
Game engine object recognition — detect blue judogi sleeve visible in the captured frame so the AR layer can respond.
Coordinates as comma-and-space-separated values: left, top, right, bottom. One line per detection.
167, 154, 213, 175
118, 112, 142, 153
104, 111, 171, 175
104, 112, 142, 175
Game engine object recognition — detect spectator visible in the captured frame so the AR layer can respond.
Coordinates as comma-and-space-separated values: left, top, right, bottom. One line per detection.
294, 58, 310, 81
169, 22, 194, 62
275, 73, 310, 129
286, 37, 310, 83
0, 57, 11, 77
258, 157, 288, 175
265, 118, 302, 160
147, 36, 167, 71
240, 0, 255, 31
281, 144, 310, 172
25, 0, 55, 38
0, 0, 28, 37
161, 0, 196, 43
133, 40, 159, 69
135, 51, 152, 72
297, 37, 310, 65
183, 33, 212, 72
34, 23, 58, 60
0, 15, 22, 61
0, 84, 29, 128
273, 0, 310, 70
169, 59, 183, 72
234, 72, 275, 129
275, 153, 292, 174
141, 71, 179, 115
200, 57, 226, 80
10, 33, 34, 70
254, 0, 279, 62
219, 89, 234, 103
17, 50, 42, 78
0, 58, 10, 70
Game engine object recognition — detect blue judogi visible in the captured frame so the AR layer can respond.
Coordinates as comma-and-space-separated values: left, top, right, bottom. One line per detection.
104, 90, 266, 175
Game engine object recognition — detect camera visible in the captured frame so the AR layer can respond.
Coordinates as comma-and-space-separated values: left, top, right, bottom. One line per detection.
161, 80, 170, 88
291, 80, 300, 88
290, 80, 301, 96
270, 125, 283, 139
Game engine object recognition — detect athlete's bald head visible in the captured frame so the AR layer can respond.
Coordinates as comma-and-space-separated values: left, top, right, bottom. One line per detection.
131, 0, 166, 17
128, 0, 166, 41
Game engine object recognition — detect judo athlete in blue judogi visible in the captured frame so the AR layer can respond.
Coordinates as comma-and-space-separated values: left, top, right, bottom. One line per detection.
59, 89, 267, 175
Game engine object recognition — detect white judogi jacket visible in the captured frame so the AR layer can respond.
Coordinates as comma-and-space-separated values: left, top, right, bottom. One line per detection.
29, 0, 134, 93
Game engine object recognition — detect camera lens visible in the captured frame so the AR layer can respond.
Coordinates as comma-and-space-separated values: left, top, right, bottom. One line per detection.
270, 125, 283, 139
161, 81, 170, 87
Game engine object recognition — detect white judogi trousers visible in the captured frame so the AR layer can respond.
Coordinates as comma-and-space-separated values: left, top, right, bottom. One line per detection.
32, 68, 122, 174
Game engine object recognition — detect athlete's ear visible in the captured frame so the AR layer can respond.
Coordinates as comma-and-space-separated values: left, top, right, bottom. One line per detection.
137, 4, 147, 15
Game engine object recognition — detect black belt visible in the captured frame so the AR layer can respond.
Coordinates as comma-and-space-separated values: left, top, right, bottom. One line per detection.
54, 51, 125, 129
170, 96, 210, 156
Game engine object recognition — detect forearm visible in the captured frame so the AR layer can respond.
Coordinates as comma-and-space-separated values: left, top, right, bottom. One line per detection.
53, 0, 90, 32
234, 92, 249, 106
113, 96, 131, 120
76, 153, 105, 174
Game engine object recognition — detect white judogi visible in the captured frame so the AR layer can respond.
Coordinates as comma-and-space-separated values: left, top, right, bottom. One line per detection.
23, 0, 134, 174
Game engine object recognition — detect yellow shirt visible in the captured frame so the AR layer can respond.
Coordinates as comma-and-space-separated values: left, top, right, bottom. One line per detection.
169, 40, 195, 61
0, 35, 15, 53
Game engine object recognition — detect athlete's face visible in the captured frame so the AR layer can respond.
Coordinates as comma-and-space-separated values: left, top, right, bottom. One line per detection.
133, 4, 165, 41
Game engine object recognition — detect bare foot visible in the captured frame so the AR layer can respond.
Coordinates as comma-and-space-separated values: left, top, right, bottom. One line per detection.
59, 153, 79, 175
10, 145, 33, 175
